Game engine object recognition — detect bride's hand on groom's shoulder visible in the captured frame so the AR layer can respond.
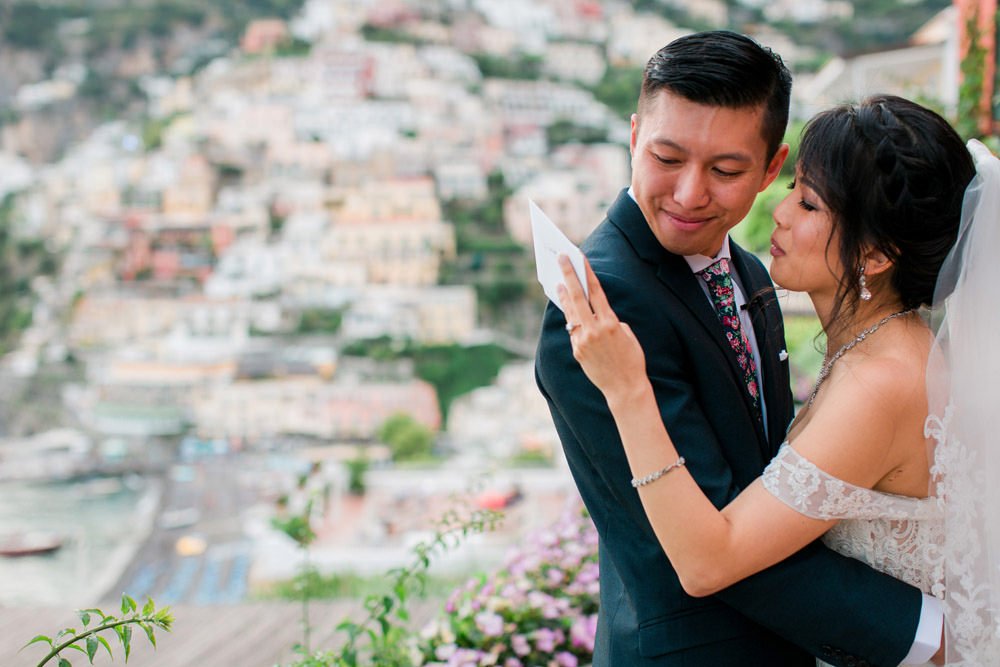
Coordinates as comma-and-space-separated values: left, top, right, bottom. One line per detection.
557, 255, 650, 405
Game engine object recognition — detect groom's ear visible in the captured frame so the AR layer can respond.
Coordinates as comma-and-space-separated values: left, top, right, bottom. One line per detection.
759, 143, 789, 192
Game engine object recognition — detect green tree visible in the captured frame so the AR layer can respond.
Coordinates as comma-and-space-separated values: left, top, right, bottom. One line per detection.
546, 118, 609, 146
733, 176, 791, 255
3, 3, 60, 49
297, 308, 343, 334
345, 457, 368, 495
590, 65, 644, 120
472, 53, 543, 80
412, 343, 512, 421
956, 9, 994, 140
378, 413, 434, 462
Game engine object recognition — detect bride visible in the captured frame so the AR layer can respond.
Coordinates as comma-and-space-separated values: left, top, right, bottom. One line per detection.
556, 95, 998, 666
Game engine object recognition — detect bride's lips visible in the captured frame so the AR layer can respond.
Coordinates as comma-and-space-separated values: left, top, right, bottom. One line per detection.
770, 236, 785, 257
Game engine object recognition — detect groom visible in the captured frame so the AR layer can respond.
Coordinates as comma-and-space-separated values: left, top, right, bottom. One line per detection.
535, 31, 942, 666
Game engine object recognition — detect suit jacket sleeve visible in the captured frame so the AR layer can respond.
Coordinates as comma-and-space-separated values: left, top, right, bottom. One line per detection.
536, 267, 922, 667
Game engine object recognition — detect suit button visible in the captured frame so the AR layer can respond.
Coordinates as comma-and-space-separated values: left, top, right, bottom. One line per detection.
821, 645, 834, 657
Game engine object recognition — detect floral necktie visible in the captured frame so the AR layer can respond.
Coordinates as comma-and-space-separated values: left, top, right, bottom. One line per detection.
699, 259, 761, 416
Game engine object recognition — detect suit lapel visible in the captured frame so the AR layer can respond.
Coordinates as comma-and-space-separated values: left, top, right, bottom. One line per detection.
729, 248, 789, 456
607, 192, 769, 454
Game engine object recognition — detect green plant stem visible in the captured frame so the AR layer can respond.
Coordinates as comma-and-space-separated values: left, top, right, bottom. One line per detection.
302, 549, 312, 654
337, 509, 501, 661
36, 615, 158, 667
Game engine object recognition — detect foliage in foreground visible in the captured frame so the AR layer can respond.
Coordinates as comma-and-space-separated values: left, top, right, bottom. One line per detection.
23, 594, 172, 667
283, 507, 504, 667
417, 506, 598, 667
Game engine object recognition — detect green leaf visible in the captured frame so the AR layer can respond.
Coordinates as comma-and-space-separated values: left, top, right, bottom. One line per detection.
21, 634, 52, 649
58, 658, 72, 667
78, 611, 91, 627
96, 635, 113, 659
142, 597, 155, 615
139, 621, 157, 648
122, 624, 132, 661
66, 643, 86, 654
86, 636, 99, 663
123, 593, 137, 614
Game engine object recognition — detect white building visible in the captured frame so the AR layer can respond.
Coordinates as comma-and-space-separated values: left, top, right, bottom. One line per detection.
543, 41, 607, 86
433, 160, 488, 201
606, 10, 688, 67
796, 8, 958, 118
504, 142, 630, 244
482, 79, 611, 128
192, 377, 440, 442
446, 361, 561, 462
341, 285, 477, 344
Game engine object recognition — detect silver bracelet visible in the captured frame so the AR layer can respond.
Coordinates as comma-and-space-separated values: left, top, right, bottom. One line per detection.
631, 456, 686, 488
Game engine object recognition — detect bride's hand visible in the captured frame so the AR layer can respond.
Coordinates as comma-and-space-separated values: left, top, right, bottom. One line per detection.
558, 255, 650, 404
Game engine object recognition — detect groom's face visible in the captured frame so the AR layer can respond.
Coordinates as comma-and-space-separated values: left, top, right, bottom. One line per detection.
630, 90, 787, 257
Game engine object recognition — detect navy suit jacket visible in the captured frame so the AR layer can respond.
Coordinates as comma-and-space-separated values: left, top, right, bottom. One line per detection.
535, 190, 923, 666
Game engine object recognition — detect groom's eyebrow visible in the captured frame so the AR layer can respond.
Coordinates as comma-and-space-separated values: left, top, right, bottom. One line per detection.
650, 138, 753, 163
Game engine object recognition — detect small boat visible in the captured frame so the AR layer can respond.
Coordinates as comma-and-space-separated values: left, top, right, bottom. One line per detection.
0, 532, 63, 557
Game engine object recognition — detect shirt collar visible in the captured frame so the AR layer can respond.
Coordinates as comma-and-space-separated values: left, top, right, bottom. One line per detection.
626, 186, 732, 274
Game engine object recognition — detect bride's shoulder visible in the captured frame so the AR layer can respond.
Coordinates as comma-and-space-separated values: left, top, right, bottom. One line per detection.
836, 352, 923, 406
837, 324, 931, 402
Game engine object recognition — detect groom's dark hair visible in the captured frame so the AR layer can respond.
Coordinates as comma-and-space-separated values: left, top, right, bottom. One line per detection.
638, 31, 792, 160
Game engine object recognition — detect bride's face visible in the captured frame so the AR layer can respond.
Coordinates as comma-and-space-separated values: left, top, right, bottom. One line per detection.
769, 172, 844, 296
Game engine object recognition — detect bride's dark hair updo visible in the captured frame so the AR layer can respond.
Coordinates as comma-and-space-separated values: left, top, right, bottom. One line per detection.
797, 95, 976, 319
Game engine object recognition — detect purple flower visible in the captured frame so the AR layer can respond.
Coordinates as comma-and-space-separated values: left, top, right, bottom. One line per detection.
555, 652, 579, 667
570, 614, 598, 653
475, 611, 504, 637
448, 647, 483, 666
534, 627, 559, 652
546, 568, 565, 586
436, 644, 457, 660
419, 504, 601, 665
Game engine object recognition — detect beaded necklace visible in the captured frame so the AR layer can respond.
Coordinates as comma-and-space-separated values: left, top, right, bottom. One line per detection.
806, 308, 917, 408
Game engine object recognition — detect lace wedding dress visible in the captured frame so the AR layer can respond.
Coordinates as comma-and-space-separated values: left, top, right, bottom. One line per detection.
762, 444, 943, 667
763, 141, 1000, 666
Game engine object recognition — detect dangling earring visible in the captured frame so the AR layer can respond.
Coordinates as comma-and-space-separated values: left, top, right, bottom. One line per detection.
859, 266, 872, 301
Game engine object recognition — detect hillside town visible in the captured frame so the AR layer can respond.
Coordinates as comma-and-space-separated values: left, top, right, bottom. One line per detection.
0, 0, 990, 656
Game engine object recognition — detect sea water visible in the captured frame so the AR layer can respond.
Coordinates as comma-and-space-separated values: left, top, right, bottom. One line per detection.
0, 476, 160, 606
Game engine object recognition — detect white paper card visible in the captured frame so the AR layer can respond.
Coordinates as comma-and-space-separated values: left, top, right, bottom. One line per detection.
529, 200, 588, 311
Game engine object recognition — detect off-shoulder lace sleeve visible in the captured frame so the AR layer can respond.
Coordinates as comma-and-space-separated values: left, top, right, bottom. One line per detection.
761, 444, 939, 521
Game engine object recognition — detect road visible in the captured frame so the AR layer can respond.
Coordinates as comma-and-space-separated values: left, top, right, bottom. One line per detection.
107, 453, 262, 606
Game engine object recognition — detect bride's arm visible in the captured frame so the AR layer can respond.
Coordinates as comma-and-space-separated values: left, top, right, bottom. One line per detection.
557, 255, 912, 597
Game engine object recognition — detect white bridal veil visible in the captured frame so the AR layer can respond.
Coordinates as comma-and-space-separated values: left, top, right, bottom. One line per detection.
925, 139, 1000, 665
